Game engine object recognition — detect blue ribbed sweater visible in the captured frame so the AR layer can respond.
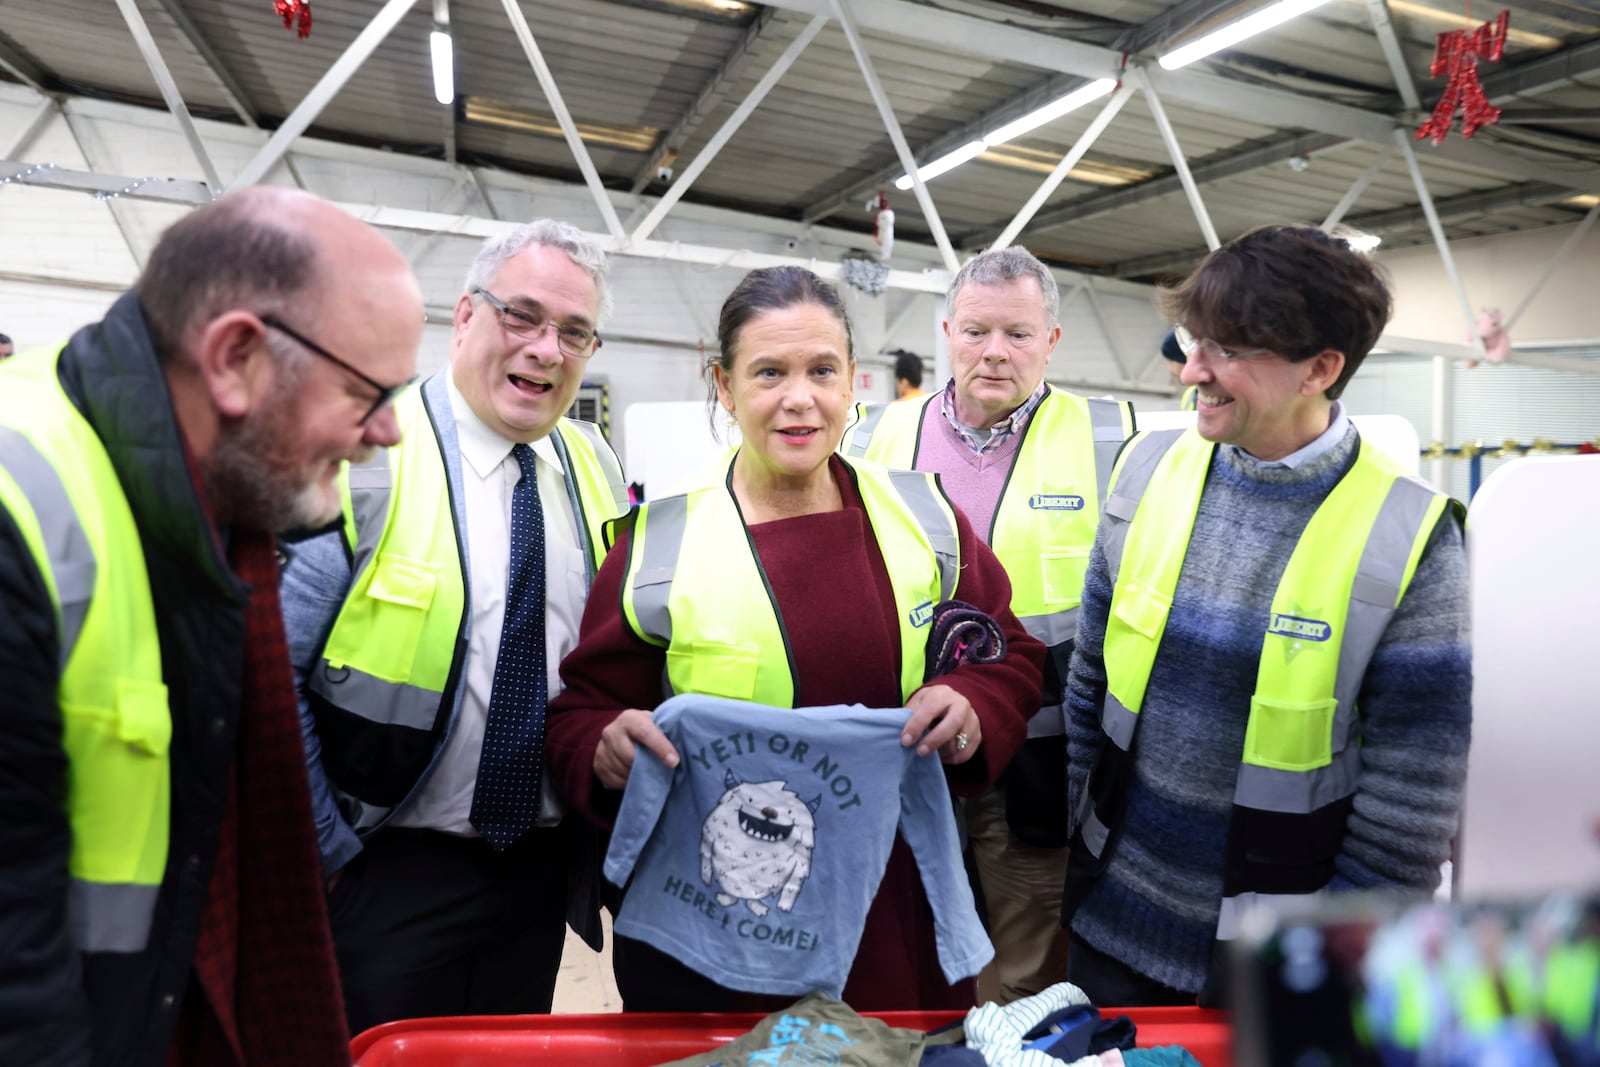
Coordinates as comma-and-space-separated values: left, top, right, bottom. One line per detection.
1063, 426, 1472, 993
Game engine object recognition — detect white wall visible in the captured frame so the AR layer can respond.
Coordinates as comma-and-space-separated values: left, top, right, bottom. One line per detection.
1379, 221, 1600, 345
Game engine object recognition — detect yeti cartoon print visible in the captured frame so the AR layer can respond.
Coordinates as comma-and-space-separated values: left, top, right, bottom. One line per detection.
700, 770, 820, 917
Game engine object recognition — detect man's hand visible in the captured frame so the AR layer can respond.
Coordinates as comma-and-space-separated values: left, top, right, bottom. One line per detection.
594, 708, 679, 790
902, 684, 982, 765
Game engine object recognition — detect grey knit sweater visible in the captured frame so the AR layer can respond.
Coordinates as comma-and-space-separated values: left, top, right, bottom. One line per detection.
1063, 425, 1471, 993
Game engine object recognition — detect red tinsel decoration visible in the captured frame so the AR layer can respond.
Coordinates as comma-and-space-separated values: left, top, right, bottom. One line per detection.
1416, 9, 1509, 144
274, 0, 313, 39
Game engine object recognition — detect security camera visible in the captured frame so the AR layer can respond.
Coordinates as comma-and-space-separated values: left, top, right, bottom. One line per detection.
655, 164, 675, 183
783, 238, 799, 252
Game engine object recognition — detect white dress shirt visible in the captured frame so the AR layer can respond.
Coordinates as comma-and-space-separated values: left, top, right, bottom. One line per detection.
391, 374, 588, 833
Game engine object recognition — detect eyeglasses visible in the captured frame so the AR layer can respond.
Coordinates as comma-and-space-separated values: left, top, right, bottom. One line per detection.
1174, 325, 1272, 362
260, 314, 417, 424
472, 288, 601, 359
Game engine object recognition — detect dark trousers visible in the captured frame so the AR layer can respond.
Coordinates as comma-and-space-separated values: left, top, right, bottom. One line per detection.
1066, 932, 1198, 1008
329, 826, 569, 1037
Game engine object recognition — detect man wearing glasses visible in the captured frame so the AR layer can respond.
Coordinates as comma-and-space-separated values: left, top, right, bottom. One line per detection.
1063, 225, 1470, 1006
0, 187, 423, 1065
845, 246, 1133, 1004
281, 219, 627, 1033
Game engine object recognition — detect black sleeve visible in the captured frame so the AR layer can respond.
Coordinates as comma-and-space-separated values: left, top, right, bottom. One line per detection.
0, 507, 91, 1066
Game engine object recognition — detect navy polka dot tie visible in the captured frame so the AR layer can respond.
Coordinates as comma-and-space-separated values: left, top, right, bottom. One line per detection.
470, 443, 547, 851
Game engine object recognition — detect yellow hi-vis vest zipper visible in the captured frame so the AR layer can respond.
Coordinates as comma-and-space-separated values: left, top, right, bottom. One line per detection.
1076, 427, 1454, 936
619, 453, 960, 707
843, 388, 1130, 650
311, 384, 626, 826
0, 344, 170, 953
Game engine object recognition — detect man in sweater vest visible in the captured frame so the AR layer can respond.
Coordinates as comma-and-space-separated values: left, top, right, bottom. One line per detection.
845, 247, 1133, 1002
1063, 225, 1470, 1006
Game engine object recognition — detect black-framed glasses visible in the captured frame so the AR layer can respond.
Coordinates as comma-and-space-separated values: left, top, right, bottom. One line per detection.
261, 314, 417, 424
472, 288, 601, 359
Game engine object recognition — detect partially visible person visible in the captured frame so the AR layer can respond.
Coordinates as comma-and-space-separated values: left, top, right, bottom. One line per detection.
845, 246, 1132, 1003
1064, 224, 1470, 1007
0, 332, 14, 360
282, 219, 626, 1036
893, 347, 926, 400
1161, 327, 1198, 410
0, 187, 423, 1066
545, 265, 1045, 1012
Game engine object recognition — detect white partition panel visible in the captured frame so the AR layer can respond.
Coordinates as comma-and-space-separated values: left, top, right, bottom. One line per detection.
1457, 456, 1600, 899
623, 401, 739, 500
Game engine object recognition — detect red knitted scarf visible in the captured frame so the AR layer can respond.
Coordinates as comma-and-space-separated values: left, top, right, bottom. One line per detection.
167, 530, 348, 1066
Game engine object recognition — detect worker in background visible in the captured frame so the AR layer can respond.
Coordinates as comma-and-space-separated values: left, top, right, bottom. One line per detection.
1064, 224, 1470, 1006
0, 332, 14, 360
844, 246, 1134, 1003
1161, 327, 1198, 410
893, 347, 926, 400
281, 220, 627, 1035
0, 187, 423, 1066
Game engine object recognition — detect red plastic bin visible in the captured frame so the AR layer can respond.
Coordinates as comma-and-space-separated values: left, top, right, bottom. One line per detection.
351, 1007, 1232, 1066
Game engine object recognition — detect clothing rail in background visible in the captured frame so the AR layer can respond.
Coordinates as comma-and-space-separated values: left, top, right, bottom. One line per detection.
1420, 439, 1600, 498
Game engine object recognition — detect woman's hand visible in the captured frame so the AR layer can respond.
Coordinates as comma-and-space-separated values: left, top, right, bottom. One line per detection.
902, 684, 982, 765
594, 708, 680, 790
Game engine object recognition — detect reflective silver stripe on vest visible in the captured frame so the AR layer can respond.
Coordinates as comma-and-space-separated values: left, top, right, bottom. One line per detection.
630, 493, 690, 644
309, 662, 443, 731
844, 402, 891, 458
1086, 398, 1127, 508
0, 427, 97, 672
1027, 702, 1066, 738
1216, 890, 1324, 942
1078, 795, 1111, 858
1018, 607, 1080, 649
1101, 692, 1139, 752
69, 878, 159, 953
563, 420, 628, 514
1100, 429, 1185, 584
1233, 472, 1443, 815
346, 453, 393, 578
884, 468, 959, 601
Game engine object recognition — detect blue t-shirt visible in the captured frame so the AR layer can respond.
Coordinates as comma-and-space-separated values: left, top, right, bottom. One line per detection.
605, 694, 993, 998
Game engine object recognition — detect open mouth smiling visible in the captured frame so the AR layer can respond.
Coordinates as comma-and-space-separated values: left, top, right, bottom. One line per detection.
738, 808, 794, 843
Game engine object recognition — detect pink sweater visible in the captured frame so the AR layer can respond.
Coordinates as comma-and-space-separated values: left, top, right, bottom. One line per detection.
915, 410, 1023, 544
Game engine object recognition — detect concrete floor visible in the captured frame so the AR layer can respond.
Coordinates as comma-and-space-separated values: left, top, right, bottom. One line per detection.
551, 912, 622, 1014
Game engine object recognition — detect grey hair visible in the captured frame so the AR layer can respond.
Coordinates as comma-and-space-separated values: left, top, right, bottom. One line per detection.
463, 218, 613, 325
945, 246, 1059, 326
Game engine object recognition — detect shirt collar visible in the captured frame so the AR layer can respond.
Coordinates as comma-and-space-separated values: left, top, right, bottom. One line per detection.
446, 371, 563, 479
1228, 400, 1348, 471
939, 378, 1048, 455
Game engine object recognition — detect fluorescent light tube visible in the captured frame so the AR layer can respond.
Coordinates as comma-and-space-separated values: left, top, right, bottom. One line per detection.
430, 30, 455, 106
984, 78, 1117, 146
1346, 232, 1382, 252
1158, 0, 1335, 71
893, 140, 986, 191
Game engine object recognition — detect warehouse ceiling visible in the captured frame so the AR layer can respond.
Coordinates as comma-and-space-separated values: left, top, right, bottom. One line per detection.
1, 0, 1597, 281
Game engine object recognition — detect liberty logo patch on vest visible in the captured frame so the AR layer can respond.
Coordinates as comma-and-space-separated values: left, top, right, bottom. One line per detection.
1267, 613, 1333, 642
1028, 493, 1085, 511
909, 601, 934, 628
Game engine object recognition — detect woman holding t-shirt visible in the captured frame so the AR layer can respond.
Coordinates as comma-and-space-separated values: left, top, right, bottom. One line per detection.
545, 266, 1043, 1011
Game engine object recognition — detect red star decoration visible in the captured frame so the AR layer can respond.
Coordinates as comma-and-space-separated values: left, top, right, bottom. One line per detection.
273, 0, 313, 39
1416, 9, 1510, 144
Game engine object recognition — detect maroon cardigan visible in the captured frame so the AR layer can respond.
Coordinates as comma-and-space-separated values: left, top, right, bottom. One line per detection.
546, 456, 1044, 1010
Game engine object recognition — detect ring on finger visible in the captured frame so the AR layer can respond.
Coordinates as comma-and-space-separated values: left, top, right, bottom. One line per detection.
953, 731, 970, 752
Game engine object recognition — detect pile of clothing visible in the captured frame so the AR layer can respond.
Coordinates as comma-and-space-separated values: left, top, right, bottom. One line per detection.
653, 984, 1205, 1067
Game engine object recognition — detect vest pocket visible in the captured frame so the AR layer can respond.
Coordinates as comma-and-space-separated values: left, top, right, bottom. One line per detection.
358, 553, 440, 677
1242, 695, 1337, 772
666, 641, 760, 701
1110, 577, 1171, 641
1040, 548, 1090, 608
61, 678, 171, 884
